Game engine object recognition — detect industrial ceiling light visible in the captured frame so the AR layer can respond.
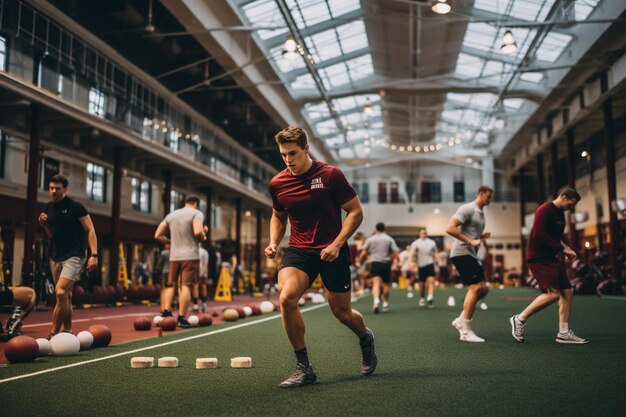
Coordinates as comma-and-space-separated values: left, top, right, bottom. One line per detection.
363, 97, 373, 115
282, 35, 298, 60
431, 0, 451, 15
284, 35, 297, 52
500, 30, 518, 54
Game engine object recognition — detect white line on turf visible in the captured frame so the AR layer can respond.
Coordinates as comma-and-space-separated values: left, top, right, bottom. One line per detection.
23, 313, 164, 329
0, 302, 330, 385
600, 296, 626, 301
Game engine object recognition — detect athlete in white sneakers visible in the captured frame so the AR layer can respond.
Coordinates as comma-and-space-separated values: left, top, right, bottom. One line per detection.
446, 185, 493, 342
398, 245, 415, 298
510, 188, 588, 345
409, 229, 440, 309
359, 223, 399, 314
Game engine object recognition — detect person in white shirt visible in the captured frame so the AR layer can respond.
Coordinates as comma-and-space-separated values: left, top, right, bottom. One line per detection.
445, 185, 493, 343
358, 223, 399, 313
398, 245, 415, 299
409, 229, 440, 308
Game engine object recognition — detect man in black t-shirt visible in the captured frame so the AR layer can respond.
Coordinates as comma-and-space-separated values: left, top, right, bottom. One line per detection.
39, 174, 98, 338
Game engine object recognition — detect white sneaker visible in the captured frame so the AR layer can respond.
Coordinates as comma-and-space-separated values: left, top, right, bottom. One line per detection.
407, 292, 414, 299
419, 298, 426, 307
451, 318, 463, 336
382, 303, 390, 312
556, 330, 589, 344
510, 315, 525, 342
460, 330, 485, 343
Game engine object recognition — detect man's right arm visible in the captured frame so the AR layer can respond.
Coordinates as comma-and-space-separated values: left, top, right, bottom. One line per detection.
38, 207, 53, 239
264, 209, 287, 259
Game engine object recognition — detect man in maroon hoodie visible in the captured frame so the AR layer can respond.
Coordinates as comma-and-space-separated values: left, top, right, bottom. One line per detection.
510, 187, 588, 344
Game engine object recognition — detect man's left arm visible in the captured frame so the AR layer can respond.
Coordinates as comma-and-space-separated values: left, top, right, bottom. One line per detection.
320, 195, 363, 261
79, 215, 98, 272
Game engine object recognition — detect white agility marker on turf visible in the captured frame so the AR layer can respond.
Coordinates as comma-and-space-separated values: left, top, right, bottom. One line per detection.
131, 357, 154, 368
447, 296, 456, 307
158, 357, 179, 368
196, 358, 218, 369
231, 357, 252, 368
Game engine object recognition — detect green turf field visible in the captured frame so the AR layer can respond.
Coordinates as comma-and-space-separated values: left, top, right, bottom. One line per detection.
1, 287, 625, 417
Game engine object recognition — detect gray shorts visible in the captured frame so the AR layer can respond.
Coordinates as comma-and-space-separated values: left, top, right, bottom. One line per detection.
50, 257, 85, 282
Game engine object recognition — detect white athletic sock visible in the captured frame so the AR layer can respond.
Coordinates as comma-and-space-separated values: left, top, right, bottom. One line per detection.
461, 318, 472, 332
426, 295, 433, 302
559, 322, 569, 334
518, 313, 527, 322
382, 302, 389, 308
373, 299, 380, 306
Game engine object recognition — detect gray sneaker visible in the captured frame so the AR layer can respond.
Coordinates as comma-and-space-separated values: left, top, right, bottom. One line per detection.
510, 315, 525, 342
556, 330, 589, 344
279, 363, 317, 388
360, 328, 378, 376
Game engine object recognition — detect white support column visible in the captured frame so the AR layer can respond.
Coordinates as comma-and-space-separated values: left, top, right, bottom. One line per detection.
481, 153, 494, 187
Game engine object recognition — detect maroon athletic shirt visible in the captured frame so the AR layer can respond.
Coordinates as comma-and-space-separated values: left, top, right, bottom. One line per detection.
269, 160, 356, 250
526, 202, 566, 262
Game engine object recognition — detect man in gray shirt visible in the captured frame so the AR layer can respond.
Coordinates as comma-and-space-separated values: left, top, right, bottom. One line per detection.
358, 223, 399, 314
409, 228, 440, 308
445, 185, 493, 342
155, 195, 206, 328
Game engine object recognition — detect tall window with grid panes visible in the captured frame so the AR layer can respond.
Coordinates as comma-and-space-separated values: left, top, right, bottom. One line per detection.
87, 162, 106, 202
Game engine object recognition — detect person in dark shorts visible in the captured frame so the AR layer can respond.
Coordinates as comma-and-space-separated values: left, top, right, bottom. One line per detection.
154, 195, 206, 328
446, 185, 493, 342
359, 222, 399, 313
510, 187, 588, 344
39, 174, 98, 339
409, 228, 440, 308
265, 126, 377, 388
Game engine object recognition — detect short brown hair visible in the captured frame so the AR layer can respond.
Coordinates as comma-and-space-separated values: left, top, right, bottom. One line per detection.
477, 185, 493, 194
185, 195, 200, 206
558, 187, 581, 201
275, 126, 308, 149
50, 174, 68, 188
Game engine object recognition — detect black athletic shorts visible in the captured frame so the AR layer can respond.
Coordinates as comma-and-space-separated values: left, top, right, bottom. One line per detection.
0, 289, 14, 305
280, 246, 351, 293
451, 255, 485, 285
370, 261, 392, 283
418, 264, 436, 281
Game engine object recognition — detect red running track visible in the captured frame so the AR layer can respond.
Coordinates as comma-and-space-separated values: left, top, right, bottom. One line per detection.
0, 295, 278, 364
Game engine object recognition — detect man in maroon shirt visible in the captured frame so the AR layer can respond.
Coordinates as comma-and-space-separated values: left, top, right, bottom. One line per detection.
265, 126, 377, 388
510, 187, 589, 344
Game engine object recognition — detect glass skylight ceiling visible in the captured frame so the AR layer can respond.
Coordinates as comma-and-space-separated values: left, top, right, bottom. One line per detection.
446, 0, 593, 148
231, 0, 606, 161
234, 0, 377, 160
